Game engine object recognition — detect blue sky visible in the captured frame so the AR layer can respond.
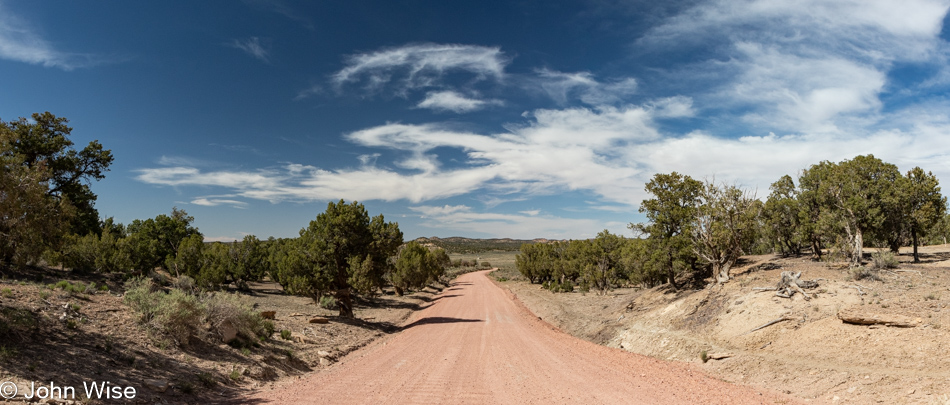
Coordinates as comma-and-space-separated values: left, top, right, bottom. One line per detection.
3, 1, 950, 241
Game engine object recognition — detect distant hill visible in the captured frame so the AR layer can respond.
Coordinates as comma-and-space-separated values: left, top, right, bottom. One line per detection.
413, 236, 559, 253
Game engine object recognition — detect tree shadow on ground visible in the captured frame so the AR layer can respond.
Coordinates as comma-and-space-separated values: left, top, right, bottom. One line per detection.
904, 251, 950, 264
330, 315, 401, 334
400, 317, 482, 329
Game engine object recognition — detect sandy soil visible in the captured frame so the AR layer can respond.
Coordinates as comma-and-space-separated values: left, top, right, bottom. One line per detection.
504, 247, 950, 405
248, 270, 797, 404
0, 268, 438, 404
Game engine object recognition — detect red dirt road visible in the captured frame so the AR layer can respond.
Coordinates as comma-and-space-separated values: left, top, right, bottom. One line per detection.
250, 271, 795, 404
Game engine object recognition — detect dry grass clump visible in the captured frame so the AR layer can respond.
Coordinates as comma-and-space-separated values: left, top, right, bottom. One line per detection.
124, 278, 273, 347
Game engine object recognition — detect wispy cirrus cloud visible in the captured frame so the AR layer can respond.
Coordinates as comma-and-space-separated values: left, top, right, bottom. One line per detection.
330, 43, 508, 94
416, 91, 503, 113
533, 69, 638, 105
190, 197, 249, 209
229, 37, 270, 62
639, 0, 950, 133
0, 2, 103, 70
410, 205, 613, 239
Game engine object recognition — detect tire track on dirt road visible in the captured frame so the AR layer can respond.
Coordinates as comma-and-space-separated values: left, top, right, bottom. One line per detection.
248, 270, 796, 404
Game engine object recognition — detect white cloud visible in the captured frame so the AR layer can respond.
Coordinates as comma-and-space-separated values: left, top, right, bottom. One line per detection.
534, 69, 637, 105
719, 43, 886, 132
330, 43, 508, 93
137, 100, 950, 215
230, 37, 270, 62
649, 96, 695, 118
643, 0, 948, 62
190, 198, 249, 208
638, 0, 950, 134
294, 84, 322, 100
410, 205, 613, 239
137, 2, 950, 237
0, 3, 101, 70
416, 91, 502, 113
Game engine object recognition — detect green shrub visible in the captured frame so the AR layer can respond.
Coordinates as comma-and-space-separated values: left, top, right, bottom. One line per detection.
124, 278, 162, 322
152, 289, 204, 344
280, 329, 292, 340
319, 295, 338, 310
149, 271, 170, 286
68, 282, 87, 294
870, 250, 899, 270
124, 278, 203, 345
0, 345, 18, 361
851, 266, 882, 282
700, 350, 709, 363
0, 288, 12, 298
543, 280, 574, 293
197, 372, 216, 388
206, 293, 273, 344
172, 275, 197, 294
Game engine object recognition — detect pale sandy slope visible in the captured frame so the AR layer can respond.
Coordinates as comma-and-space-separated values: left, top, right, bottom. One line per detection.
248, 270, 796, 404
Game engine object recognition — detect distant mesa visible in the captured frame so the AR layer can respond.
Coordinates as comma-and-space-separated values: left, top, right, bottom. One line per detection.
413, 236, 563, 253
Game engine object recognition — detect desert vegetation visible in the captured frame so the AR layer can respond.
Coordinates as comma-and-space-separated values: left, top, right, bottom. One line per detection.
1, 112, 455, 321
0, 112, 463, 401
517, 154, 948, 293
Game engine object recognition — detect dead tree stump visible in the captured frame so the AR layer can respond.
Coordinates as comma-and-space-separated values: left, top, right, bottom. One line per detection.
775, 271, 819, 300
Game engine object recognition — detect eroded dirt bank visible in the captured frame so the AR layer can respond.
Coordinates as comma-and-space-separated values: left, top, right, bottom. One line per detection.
505, 248, 950, 405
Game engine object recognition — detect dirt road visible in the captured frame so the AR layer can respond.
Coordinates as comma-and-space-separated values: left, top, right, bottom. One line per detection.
249, 271, 794, 404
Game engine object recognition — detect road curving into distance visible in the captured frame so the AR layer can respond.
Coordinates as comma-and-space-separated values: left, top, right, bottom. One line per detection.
249, 270, 795, 404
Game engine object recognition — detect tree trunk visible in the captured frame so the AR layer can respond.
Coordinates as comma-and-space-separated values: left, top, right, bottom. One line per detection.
667, 251, 678, 290
336, 288, 355, 318
811, 239, 822, 260
852, 228, 863, 267
715, 261, 732, 284
912, 227, 920, 263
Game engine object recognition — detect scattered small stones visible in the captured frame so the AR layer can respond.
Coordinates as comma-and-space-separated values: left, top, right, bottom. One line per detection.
144, 379, 169, 392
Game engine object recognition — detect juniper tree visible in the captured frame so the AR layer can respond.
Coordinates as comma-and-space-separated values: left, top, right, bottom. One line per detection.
279, 200, 402, 318
904, 167, 947, 262
631, 172, 702, 289
2, 112, 113, 236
